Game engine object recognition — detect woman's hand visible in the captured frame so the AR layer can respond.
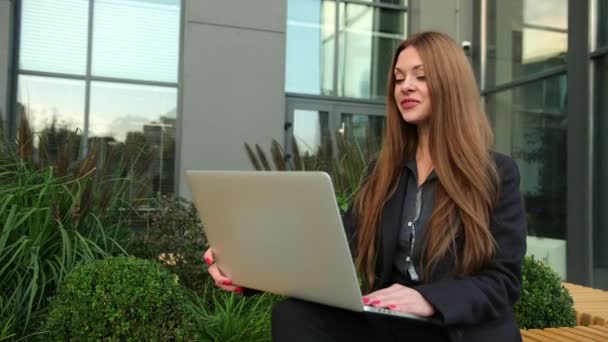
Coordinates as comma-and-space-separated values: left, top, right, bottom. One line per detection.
203, 248, 243, 293
363, 283, 435, 317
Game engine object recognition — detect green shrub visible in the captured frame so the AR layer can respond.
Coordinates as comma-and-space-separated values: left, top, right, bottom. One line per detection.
126, 195, 208, 292
515, 256, 576, 329
45, 256, 197, 341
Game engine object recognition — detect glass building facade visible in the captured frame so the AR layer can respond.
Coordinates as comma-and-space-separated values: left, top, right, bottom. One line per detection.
480, 0, 569, 279
480, 0, 606, 288
284, 0, 407, 160
3, 0, 607, 288
15, 0, 180, 194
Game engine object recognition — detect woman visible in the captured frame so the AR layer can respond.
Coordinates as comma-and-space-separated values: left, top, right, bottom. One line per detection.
204, 31, 527, 342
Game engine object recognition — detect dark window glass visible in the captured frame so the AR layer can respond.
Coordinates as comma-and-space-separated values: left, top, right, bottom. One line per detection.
594, 55, 608, 288
486, 75, 567, 240
598, 0, 608, 47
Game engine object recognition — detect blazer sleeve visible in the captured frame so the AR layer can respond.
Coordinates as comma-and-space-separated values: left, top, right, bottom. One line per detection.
413, 155, 527, 326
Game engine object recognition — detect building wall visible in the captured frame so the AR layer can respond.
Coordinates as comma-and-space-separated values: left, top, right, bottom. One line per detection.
178, 0, 287, 197
0, 0, 12, 123
409, 0, 474, 44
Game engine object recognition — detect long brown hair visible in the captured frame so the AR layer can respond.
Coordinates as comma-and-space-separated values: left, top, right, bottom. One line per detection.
353, 31, 500, 288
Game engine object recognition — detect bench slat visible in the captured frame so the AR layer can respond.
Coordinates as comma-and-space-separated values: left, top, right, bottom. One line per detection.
547, 327, 606, 342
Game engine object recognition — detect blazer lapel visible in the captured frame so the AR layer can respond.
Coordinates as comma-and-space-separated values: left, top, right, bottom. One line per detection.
375, 170, 409, 289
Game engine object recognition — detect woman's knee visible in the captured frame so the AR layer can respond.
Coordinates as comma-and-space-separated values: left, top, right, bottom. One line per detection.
272, 298, 319, 327
271, 299, 373, 342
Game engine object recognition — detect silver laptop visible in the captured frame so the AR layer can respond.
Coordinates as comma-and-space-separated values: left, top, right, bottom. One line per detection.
186, 170, 441, 325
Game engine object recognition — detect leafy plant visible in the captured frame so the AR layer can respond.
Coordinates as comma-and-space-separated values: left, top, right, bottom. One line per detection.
0, 162, 129, 338
0, 112, 153, 339
187, 279, 280, 342
244, 135, 372, 213
126, 194, 208, 292
45, 256, 197, 341
515, 256, 576, 329
0, 316, 15, 341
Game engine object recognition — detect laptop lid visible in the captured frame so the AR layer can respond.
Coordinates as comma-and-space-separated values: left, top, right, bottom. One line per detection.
186, 170, 365, 312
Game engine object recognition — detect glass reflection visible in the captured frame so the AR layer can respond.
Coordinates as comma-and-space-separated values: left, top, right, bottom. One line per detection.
293, 110, 331, 157
338, 3, 407, 99
485, 0, 567, 88
89, 81, 177, 194
17, 75, 85, 136
285, 0, 336, 95
339, 113, 385, 158
485, 75, 567, 241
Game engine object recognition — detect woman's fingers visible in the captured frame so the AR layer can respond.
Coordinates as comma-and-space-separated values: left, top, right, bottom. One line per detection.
364, 285, 435, 316
363, 284, 404, 307
204, 248, 243, 293
364, 284, 426, 312
208, 264, 243, 293
203, 248, 214, 265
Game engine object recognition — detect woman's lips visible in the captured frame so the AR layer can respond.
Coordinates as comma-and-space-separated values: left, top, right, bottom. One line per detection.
400, 99, 420, 109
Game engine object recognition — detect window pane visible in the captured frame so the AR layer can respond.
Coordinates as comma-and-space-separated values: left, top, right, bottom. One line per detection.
485, 0, 567, 89
92, 0, 180, 82
20, 0, 89, 75
599, 0, 608, 47
285, 0, 336, 95
594, 55, 608, 288
338, 3, 407, 100
89, 81, 177, 193
485, 75, 567, 276
17, 75, 85, 135
293, 110, 331, 157
339, 113, 385, 158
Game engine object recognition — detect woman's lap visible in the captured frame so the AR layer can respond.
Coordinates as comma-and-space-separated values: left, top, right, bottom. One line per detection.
271, 298, 450, 342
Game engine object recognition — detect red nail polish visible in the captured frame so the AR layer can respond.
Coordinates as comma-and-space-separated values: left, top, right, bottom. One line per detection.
363, 297, 370, 304
222, 280, 232, 285
389, 305, 397, 310
371, 300, 381, 305
205, 257, 212, 265
235, 287, 244, 293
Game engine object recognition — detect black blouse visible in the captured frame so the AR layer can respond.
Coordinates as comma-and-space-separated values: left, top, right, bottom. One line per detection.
392, 159, 437, 285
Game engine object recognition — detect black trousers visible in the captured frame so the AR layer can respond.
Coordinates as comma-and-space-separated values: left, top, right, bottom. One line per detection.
272, 298, 451, 342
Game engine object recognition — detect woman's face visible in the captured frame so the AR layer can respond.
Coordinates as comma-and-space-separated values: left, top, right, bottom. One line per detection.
393, 46, 431, 126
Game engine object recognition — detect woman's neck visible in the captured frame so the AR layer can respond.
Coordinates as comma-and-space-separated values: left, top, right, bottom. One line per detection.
416, 124, 430, 162
415, 124, 433, 186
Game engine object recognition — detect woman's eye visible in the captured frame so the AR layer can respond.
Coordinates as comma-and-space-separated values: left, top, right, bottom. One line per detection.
417, 76, 426, 80
395, 78, 405, 83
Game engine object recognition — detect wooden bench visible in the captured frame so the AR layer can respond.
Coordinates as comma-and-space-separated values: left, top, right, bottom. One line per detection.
519, 283, 608, 341
563, 282, 608, 326
521, 325, 608, 341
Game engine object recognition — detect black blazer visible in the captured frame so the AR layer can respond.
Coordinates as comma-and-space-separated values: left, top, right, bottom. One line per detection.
343, 153, 527, 342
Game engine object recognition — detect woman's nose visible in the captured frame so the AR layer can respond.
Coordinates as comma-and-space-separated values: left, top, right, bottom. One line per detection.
400, 78, 415, 92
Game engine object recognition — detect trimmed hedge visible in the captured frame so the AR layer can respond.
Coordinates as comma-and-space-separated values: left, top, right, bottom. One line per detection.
515, 256, 576, 329
45, 256, 197, 341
